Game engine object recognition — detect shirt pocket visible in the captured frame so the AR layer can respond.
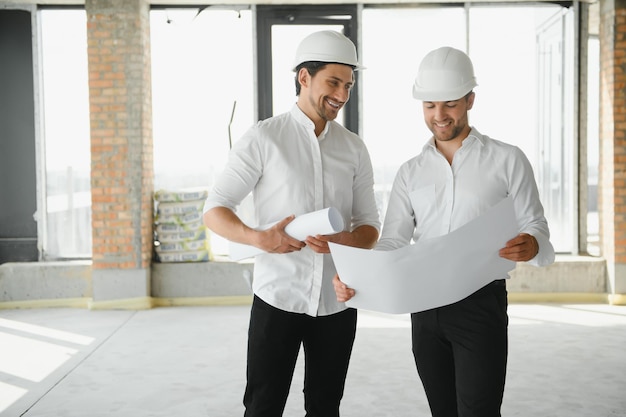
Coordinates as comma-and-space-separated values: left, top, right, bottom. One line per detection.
409, 184, 437, 236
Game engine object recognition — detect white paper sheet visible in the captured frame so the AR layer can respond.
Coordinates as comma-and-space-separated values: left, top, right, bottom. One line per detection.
229, 207, 345, 261
329, 197, 518, 314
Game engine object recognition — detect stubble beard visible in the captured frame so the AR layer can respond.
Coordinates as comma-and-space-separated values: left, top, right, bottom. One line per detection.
431, 124, 464, 142
315, 96, 341, 122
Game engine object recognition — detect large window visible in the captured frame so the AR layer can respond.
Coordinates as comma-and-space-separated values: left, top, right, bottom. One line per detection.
40, 9, 91, 259
150, 8, 255, 254
361, 7, 467, 217
150, 8, 254, 190
37, 4, 590, 258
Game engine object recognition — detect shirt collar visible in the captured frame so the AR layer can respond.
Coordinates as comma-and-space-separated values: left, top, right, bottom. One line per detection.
290, 104, 329, 140
290, 104, 313, 127
466, 127, 484, 146
423, 126, 484, 152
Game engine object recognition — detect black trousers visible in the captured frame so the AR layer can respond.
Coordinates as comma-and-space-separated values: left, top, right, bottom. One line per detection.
411, 280, 508, 417
243, 295, 357, 417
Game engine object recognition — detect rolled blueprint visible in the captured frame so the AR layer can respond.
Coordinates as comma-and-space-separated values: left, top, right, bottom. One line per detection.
228, 207, 345, 261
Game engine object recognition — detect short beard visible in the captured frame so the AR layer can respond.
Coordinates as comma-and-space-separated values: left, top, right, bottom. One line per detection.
431, 124, 464, 142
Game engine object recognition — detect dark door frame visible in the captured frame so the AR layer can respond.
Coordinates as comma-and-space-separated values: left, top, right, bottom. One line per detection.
0, 8, 39, 263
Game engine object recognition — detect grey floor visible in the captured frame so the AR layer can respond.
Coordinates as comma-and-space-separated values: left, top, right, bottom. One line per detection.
1, 302, 625, 417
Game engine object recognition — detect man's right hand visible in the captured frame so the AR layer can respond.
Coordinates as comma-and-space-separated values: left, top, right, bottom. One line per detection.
333, 274, 355, 302
257, 215, 306, 254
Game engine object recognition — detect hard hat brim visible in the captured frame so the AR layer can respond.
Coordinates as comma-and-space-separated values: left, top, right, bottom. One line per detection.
412, 80, 477, 102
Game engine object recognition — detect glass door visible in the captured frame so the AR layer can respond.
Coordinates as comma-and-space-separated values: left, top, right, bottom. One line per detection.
536, 9, 576, 253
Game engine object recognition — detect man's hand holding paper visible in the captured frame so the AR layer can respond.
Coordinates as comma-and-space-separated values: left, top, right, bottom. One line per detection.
228, 207, 345, 261
333, 274, 355, 303
257, 214, 306, 254
307, 224, 380, 255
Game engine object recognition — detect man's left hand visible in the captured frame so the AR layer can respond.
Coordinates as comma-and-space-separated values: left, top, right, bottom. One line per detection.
305, 232, 346, 254
499, 233, 539, 262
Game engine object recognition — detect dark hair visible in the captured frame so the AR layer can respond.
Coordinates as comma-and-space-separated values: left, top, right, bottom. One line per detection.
294, 61, 356, 96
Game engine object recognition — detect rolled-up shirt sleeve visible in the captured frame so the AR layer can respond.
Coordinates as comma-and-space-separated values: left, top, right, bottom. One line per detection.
350, 143, 381, 232
507, 146, 555, 267
376, 161, 418, 251
203, 127, 261, 214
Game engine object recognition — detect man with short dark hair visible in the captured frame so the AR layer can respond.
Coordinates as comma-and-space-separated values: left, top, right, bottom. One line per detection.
203, 30, 380, 417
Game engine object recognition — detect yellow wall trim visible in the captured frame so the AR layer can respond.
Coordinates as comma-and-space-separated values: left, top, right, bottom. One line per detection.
0, 298, 91, 309
608, 294, 626, 305
0, 295, 254, 310
1, 294, 621, 310
153, 295, 253, 307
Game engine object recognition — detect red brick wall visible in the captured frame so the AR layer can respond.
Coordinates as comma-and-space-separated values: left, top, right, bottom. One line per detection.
86, 0, 154, 271
614, 8, 626, 264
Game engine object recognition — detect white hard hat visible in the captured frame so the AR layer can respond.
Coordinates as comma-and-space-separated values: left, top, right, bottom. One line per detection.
292, 30, 363, 71
412, 47, 478, 101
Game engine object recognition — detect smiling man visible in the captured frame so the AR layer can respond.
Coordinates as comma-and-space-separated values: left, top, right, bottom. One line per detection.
203, 30, 380, 417
334, 46, 555, 417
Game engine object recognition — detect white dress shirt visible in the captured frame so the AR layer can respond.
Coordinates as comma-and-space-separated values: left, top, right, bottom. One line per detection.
204, 104, 380, 316
378, 127, 554, 268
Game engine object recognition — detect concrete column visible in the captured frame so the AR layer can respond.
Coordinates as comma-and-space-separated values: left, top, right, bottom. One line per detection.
599, 0, 626, 304
85, 0, 154, 307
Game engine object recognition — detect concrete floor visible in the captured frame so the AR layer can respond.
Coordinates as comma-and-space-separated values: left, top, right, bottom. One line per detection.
1, 303, 625, 417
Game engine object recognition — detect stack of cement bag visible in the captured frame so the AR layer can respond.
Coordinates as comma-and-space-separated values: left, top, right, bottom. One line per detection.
153, 189, 213, 263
